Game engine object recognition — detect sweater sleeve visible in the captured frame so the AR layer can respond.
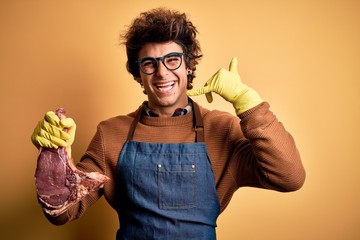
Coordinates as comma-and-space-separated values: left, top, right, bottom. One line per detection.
230, 102, 306, 192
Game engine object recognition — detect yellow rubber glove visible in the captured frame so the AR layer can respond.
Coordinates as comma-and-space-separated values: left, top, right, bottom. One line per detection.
187, 57, 263, 115
31, 111, 76, 158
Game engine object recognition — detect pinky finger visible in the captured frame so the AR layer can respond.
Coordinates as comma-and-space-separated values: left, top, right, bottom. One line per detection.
33, 136, 59, 149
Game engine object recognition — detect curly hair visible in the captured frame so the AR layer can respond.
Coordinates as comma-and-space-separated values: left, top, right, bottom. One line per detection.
120, 8, 202, 89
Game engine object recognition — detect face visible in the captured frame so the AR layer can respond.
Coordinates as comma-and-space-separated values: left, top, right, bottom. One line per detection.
136, 41, 189, 117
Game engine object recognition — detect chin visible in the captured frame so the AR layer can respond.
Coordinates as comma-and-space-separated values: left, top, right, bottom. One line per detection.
150, 95, 179, 107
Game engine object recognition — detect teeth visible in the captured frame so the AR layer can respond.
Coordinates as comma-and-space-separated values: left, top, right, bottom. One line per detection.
155, 81, 175, 91
156, 82, 174, 87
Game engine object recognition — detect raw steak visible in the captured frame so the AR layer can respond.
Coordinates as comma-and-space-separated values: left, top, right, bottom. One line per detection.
34, 108, 109, 216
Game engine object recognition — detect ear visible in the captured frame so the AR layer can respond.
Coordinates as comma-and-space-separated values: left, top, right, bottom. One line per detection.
134, 77, 142, 84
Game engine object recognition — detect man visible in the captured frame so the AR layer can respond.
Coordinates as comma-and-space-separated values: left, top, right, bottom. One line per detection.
31, 7, 305, 239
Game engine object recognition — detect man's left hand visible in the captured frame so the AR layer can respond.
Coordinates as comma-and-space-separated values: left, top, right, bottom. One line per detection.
187, 57, 263, 115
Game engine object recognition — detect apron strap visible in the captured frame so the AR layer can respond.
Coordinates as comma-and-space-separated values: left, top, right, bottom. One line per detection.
193, 101, 205, 142
126, 103, 144, 141
127, 100, 205, 142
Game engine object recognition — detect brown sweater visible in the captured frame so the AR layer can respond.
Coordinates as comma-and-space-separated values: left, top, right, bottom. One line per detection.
46, 101, 305, 225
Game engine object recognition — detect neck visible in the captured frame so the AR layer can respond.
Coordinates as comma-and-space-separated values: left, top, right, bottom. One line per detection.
154, 107, 176, 117
147, 100, 189, 118
148, 105, 179, 118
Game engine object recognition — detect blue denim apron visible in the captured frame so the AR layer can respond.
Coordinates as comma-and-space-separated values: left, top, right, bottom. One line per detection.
115, 102, 220, 240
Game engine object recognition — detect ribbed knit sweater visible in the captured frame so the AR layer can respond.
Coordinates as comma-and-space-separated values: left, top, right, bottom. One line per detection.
46, 101, 305, 225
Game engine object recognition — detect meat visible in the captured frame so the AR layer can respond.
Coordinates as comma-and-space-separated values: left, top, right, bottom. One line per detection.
34, 108, 109, 216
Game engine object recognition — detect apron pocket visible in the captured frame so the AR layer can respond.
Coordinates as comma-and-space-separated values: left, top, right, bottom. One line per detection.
157, 164, 196, 210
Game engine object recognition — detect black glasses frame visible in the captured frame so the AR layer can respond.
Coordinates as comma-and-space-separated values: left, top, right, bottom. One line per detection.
136, 52, 185, 75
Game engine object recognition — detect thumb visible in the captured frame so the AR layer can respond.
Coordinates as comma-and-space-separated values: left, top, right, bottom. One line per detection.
60, 118, 76, 145
228, 57, 239, 74
61, 117, 76, 129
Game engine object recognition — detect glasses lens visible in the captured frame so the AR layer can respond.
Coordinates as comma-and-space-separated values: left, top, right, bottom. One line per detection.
164, 53, 182, 70
138, 53, 183, 75
140, 58, 157, 74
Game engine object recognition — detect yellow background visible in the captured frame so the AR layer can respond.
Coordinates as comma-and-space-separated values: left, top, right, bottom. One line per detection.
1, 0, 359, 239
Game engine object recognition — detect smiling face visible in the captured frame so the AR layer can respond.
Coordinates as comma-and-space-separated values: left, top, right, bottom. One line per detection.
136, 41, 189, 117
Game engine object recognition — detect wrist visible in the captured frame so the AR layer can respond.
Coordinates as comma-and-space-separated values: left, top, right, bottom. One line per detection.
233, 87, 263, 115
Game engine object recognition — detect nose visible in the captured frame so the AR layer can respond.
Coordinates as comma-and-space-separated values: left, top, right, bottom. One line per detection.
155, 60, 169, 77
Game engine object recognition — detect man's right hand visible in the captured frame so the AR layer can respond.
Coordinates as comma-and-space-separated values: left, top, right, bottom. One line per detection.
31, 111, 76, 157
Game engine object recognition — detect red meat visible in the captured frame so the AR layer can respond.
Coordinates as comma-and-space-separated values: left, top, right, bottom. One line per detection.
34, 109, 109, 216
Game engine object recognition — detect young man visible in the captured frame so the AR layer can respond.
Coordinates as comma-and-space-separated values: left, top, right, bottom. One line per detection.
31, 8, 305, 239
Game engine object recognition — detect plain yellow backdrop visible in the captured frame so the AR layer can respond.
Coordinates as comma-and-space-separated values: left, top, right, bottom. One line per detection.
1, 0, 359, 239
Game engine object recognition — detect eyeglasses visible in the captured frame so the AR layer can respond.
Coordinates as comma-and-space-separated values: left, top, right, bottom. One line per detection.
136, 52, 184, 75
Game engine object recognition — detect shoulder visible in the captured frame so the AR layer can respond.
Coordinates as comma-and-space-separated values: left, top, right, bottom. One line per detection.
99, 113, 134, 127
98, 106, 140, 127
96, 108, 139, 137
196, 103, 241, 135
197, 103, 239, 125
